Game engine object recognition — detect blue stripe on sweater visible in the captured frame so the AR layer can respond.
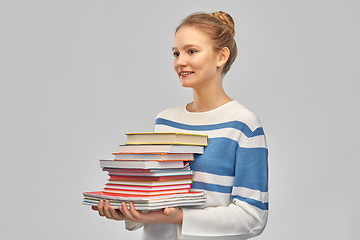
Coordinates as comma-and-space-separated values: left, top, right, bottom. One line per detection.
155, 118, 264, 137
232, 195, 269, 210
235, 147, 268, 192
191, 138, 268, 192
192, 181, 233, 193
190, 138, 237, 176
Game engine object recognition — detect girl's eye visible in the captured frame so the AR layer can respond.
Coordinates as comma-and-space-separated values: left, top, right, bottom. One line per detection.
173, 52, 180, 57
189, 49, 197, 54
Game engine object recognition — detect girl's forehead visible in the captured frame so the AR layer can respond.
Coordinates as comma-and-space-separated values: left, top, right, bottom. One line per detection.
175, 26, 205, 37
173, 26, 212, 48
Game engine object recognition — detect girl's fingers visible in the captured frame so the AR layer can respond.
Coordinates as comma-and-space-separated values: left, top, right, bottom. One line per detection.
118, 205, 128, 220
103, 200, 114, 219
98, 199, 105, 217
94, 199, 129, 221
109, 206, 125, 220
128, 202, 142, 219
120, 202, 136, 222
163, 207, 171, 216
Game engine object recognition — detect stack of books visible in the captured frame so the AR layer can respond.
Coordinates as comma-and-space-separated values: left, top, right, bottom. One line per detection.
83, 132, 208, 211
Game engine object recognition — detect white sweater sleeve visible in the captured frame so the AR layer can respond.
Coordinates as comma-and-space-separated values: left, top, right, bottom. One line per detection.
125, 220, 144, 231
180, 200, 267, 239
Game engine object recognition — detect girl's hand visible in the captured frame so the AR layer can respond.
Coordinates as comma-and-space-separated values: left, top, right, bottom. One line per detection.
119, 202, 183, 225
92, 200, 183, 225
92, 199, 127, 221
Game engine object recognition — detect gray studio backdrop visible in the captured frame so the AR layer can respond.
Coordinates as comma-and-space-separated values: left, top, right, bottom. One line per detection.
0, 1, 359, 240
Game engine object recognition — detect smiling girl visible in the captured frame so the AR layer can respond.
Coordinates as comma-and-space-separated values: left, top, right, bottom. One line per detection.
93, 11, 269, 240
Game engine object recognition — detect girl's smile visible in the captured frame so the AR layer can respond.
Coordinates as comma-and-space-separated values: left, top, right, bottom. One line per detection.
179, 71, 194, 77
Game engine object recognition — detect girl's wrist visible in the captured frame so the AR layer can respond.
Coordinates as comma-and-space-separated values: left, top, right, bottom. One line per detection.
173, 208, 183, 225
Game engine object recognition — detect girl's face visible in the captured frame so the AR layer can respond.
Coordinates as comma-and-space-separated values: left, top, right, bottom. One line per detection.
172, 26, 222, 89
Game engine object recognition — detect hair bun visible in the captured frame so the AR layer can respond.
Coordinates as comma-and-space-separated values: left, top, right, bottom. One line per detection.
210, 11, 235, 37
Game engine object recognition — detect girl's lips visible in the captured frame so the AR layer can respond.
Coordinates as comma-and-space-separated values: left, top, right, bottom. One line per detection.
179, 71, 194, 77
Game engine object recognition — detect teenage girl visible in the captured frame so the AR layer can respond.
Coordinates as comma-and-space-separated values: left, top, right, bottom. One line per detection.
93, 11, 269, 240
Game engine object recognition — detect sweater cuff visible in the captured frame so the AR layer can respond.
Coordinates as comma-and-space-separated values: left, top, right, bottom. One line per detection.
176, 223, 182, 239
125, 220, 144, 231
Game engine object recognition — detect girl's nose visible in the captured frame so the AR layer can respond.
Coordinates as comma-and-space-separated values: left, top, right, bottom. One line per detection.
174, 54, 188, 68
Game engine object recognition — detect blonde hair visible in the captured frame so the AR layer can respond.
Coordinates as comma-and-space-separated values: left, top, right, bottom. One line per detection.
176, 11, 237, 77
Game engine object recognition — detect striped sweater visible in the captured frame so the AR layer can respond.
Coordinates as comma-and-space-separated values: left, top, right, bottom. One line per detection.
127, 101, 268, 240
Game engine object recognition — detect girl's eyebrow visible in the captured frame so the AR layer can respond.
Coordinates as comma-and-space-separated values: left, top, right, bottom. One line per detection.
172, 44, 201, 52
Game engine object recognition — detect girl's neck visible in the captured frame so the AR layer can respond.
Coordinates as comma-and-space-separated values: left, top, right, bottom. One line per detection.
187, 82, 232, 112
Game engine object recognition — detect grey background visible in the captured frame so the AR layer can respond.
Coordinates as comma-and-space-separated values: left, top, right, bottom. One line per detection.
0, 1, 359, 239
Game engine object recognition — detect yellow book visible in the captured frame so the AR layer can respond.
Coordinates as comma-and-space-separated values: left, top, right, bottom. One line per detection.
125, 132, 208, 146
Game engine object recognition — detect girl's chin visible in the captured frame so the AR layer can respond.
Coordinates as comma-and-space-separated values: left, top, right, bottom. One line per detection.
180, 78, 205, 89
179, 76, 198, 87
179, 81, 194, 88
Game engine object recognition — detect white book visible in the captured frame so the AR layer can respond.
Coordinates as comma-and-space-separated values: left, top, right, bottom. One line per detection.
118, 144, 204, 154
103, 167, 194, 177
112, 152, 194, 161
83, 199, 206, 211
106, 179, 193, 186
99, 159, 186, 169
104, 183, 191, 191
103, 188, 189, 196
82, 191, 206, 210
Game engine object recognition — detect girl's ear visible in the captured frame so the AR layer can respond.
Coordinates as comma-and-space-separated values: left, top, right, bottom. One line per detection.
217, 47, 230, 68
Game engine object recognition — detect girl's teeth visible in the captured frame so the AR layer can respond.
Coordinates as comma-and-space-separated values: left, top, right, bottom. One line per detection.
181, 72, 193, 76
